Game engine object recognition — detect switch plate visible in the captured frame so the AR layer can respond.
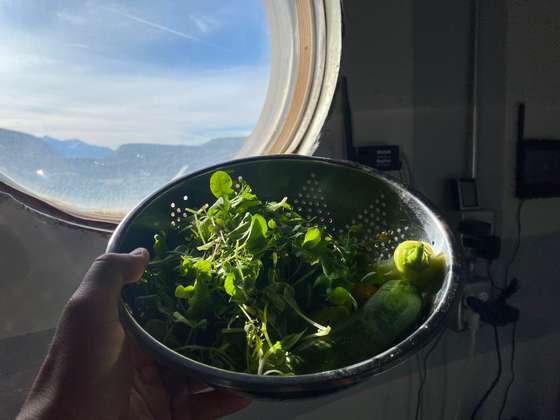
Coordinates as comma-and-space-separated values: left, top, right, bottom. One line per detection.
449, 279, 491, 332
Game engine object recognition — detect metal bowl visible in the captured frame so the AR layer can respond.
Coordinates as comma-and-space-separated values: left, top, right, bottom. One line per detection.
107, 155, 462, 399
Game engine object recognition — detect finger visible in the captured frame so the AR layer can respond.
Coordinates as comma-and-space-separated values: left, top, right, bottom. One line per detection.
78, 249, 149, 303
139, 364, 162, 387
88, 248, 150, 289
161, 369, 209, 396
173, 389, 250, 420
132, 366, 172, 420
122, 248, 151, 283
68, 249, 149, 322
129, 333, 155, 369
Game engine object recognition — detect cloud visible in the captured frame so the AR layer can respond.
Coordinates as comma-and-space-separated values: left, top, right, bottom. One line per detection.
0, 51, 58, 72
0, 1, 270, 148
100, 6, 228, 51
56, 11, 87, 25
66, 43, 90, 50
189, 14, 220, 35
0, 49, 269, 147
104, 6, 200, 42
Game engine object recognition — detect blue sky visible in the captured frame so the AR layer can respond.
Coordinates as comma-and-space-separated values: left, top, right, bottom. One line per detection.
0, 0, 271, 147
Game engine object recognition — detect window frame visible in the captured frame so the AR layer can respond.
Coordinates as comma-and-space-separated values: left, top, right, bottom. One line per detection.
0, 0, 342, 231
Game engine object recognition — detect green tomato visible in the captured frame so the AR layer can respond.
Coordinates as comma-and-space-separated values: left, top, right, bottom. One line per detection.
393, 241, 446, 292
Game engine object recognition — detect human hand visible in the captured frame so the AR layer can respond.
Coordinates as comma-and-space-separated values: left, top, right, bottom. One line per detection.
17, 249, 250, 420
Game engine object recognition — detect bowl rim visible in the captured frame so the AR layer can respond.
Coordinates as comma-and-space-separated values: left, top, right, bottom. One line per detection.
107, 154, 463, 389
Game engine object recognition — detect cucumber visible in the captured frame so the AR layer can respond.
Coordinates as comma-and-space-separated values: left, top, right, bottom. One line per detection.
296, 280, 423, 373
330, 280, 423, 367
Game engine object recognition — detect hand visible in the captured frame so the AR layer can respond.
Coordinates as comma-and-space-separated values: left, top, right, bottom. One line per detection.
17, 249, 250, 420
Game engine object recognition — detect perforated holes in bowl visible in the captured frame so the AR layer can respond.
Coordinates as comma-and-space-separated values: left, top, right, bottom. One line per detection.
292, 172, 334, 230
170, 195, 190, 227
347, 192, 415, 259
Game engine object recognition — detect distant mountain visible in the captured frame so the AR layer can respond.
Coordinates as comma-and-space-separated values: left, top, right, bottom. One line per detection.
43, 136, 113, 159
0, 127, 245, 211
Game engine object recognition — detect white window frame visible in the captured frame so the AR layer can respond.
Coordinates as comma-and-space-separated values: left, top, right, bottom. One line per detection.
242, 0, 342, 156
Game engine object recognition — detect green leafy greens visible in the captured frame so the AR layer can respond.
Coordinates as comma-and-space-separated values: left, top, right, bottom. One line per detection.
132, 171, 446, 375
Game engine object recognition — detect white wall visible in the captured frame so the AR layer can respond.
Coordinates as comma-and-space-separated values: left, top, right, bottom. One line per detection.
502, 0, 560, 237
342, 0, 415, 159
317, 0, 560, 418
412, 0, 472, 206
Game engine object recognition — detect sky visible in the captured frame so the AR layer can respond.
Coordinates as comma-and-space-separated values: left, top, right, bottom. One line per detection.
0, 0, 271, 147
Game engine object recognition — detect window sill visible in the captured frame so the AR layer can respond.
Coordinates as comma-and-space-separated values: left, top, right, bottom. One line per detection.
0, 181, 116, 234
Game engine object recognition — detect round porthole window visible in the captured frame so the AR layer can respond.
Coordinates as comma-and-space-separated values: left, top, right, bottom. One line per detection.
0, 1, 342, 224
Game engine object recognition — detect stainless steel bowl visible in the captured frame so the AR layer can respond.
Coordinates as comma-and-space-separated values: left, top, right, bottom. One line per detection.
107, 155, 462, 399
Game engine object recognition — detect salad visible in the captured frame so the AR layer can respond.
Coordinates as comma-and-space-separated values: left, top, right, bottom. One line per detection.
130, 171, 446, 376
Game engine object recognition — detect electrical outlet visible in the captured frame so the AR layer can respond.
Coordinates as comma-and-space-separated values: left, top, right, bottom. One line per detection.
463, 281, 491, 303
449, 280, 491, 332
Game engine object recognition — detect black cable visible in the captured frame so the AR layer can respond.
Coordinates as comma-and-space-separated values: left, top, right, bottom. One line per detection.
341, 76, 357, 161
415, 354, 426, 420
401, 153, 414, 188
498, 321, 517, 419
493, 200, 523, 419
470, 325, 502, 420
398, 169, 408, 186
486, 260, 504, 292
415, 330, 446, 420
504, 200, 525, 288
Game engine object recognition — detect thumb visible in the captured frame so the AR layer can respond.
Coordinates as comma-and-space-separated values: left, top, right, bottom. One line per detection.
86, 248, 150, 289
104, 248, 151, 285
69, 248, 150, 322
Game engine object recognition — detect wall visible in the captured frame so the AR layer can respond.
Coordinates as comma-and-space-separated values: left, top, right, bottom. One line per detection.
321, 0, 560, 419
0, 195, 107, 339
2, 0, 560, 419
502, 0, 560, 236
412, 0, 472, 206
341, 0, 415, 162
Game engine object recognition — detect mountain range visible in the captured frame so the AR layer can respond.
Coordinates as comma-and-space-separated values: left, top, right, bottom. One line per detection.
43, 136, 113, 159
0, 127, 245, 212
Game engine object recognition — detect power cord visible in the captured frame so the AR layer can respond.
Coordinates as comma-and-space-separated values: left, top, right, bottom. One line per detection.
486, 260, 503, 292
453, 311, 480, 420
498, 321, 518, 419
470, 324, 502, 420
466, 278, 520, 420
400, 153, 414, 189
497, 199, 524, 417
398, 168, 409, 187
415, 353, 425, 419
414, 330, 446, 420
466, 200, 524, 419
504, 200, 525, 288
